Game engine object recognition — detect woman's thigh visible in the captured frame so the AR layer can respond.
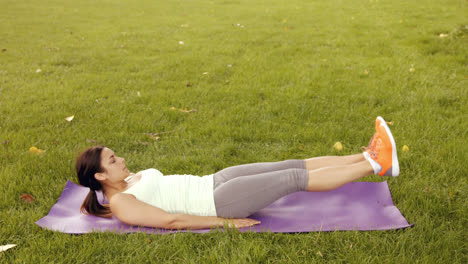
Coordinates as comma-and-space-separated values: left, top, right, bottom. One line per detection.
213, 168, 309, 218
213, 159, 306, 190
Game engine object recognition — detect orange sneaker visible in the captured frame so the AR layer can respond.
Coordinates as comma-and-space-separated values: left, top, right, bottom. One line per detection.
362, 117, 384, 154
369, 117, 399, 177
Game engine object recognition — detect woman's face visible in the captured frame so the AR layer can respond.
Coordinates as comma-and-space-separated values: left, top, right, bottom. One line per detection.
97, 147, 130, 183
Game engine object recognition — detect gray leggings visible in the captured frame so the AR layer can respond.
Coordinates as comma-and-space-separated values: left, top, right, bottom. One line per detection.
213, 159, 309, 218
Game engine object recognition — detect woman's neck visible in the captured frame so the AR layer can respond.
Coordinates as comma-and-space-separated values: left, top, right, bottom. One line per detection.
102, 180, 129, 201
102, 173, 139, 201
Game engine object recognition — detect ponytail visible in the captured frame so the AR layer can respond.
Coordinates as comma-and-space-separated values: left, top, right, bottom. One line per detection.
76, 146, 112, 218
80, 189, 112, 218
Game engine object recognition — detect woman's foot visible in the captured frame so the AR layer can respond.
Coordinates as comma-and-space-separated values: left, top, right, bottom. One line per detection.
363, 117, 400, 177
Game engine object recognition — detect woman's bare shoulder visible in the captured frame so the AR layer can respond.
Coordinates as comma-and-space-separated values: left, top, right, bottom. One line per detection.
109, 192, 136, 207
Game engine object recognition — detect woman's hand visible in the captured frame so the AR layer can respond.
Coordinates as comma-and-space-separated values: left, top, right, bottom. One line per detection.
224, 218, 261, 228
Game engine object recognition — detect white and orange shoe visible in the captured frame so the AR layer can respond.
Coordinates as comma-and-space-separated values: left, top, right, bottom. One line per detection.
364, 116, 399, 177
363, 117, 384, 152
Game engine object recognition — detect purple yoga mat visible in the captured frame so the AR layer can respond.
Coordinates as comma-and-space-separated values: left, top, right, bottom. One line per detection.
36, 180, 412, 234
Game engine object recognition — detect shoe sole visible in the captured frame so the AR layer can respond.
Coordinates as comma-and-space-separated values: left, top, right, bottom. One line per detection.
377, 116, 400, 177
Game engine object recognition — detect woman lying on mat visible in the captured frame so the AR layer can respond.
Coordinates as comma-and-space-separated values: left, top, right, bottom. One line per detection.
76, 116, 399, 230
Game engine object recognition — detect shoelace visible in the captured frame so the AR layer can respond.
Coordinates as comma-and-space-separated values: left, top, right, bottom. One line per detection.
367, 140, 382, 160
361, 134, 382, 160
361, 134, 378, 153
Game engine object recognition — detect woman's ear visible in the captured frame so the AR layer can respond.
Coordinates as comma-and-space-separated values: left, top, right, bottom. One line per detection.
94, 172, 106, 181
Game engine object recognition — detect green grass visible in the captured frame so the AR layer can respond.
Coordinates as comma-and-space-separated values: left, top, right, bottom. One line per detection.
0, 0, 467, 262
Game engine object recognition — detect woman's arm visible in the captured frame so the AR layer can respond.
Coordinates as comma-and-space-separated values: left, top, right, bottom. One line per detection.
109, 193, 176, 229
170, 214, 226, 230
171, 214, 261, 230
109, 193, 259, 230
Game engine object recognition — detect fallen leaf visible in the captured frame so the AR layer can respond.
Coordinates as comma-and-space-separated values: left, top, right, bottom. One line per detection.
179, 41, 184, 45
402, 145, 409, 152
21, 193, 35, 203
36, 69, 42, 73
317, 251, 323, 257
65, 115, 74, 122
409, 67, 415, 72
0, 244, 16, 252
439, 33, 448, 38
449, 192, 453, 198
386, 121, 393, 125
137, 91, 141, 97
145, 133, 161, 141
29, 146, 45, 154
135, 140, 149, 145
227, 64, 232, 67
424, 186, 430, 192
179, 108, 197, 113
186, 83, 191, 87
147, 239, 152, 243
1, 49, 6, 52
333, 142, 343, 151
202, 72, 209, 75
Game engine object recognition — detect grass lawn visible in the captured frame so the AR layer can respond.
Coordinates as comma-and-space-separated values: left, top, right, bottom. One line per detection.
0, 0, 466, 262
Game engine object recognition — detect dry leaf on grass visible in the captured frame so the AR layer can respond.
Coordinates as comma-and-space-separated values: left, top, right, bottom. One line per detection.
333, 142, 343, 151
169, 107, 197, 113
65, 115, 74, 122
179, 108, 197, 113
135, 140, 150, 146
29, 146, 45, 154
145, 133, 160, 141
0, 244, 16, 252
21, 193, 35, 203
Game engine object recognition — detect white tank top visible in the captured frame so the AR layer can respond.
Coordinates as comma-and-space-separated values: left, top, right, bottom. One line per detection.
122, 169, 217, 216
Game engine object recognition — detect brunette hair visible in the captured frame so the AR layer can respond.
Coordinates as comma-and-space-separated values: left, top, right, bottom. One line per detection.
76, 146, 112, 218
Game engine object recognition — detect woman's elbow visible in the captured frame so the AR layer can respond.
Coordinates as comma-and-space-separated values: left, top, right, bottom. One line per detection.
164, 214, 182, 229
